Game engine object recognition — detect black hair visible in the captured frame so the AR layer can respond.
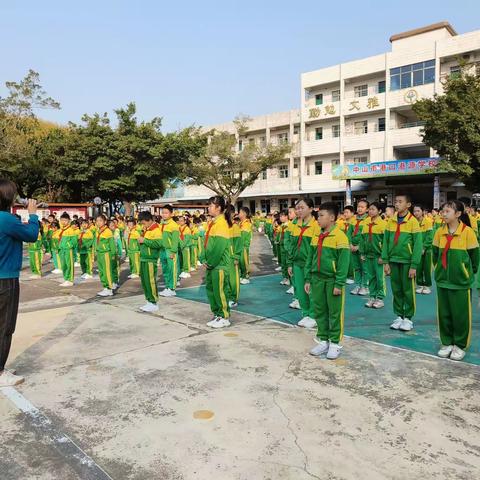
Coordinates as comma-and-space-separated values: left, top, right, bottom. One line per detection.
96, 214, 108, 223
413, 204, 425, 212
386, 204, 395, 210
443, 200, 471, 228
295, 197, 314, 209
239, 206, 251, 219
370, 201, 383, 213
162, 204, 174, 213
199, 214, 206, 221
357, 199, 370, 208
318, 202, 339, 220
344, 205, 355, 213
60, 212, 70, 220
208, 195, 232, 227
51, 220, 60, 229
396, 193, 412, 204
126, 217, 136, 224
279, 209, 289, 217
138, 211, 154, 222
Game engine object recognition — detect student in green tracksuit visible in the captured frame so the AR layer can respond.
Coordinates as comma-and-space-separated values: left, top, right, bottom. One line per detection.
58, 212, 78, 287
137, 211, 163, 312
228, 212, 243, 307
28, 225, 43, 279
284, 206, 297, 295
382, 194, 423, 332
95, 215, 117, 297
190, 222, 199, 271
159, 205, 180, 296
108, 219, 121, 288
433, 200, 479, 361
305, 202, 350, 360
347, 200, 369, 295
78, 219, 94, 279
41, 219, 51, 256
195, 216, 206, 264
413, 205, 434, 295
239, 207, 253, 284
50, 222, 62, 274
278, 210, 290, 286
178, 216, 192, 279
126, 218, 141, 279
287, 198, 319, 329
360, 202, 387, 309
204, 196, 232, 329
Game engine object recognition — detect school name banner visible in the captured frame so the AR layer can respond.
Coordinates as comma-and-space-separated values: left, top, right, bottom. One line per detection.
332, 157, 443, 180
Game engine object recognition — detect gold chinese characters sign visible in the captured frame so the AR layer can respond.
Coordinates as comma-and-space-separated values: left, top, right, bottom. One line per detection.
309, 105, 336, 119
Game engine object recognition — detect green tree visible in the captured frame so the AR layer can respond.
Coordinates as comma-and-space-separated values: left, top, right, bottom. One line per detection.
413, 66, 480, 191
184, 115, 291, 204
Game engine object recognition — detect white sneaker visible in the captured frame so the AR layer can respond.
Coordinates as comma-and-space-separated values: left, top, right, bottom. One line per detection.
399, 318, 413, 332
128, 274, 139, 279
279, 278, 288, 285
0, 370, 25, 387
240, 278, 250, 285
82, 273, 93, 280
422, 287, 431, 295
59, 281, 74, 287
206, 316, 219, 327
112, 283, 119, 290
358, 287, 369, 296
209, 317, 231, 329
29, 274, 41, 280
450, 345, 466, 361
74, 262, 81, 267
51, 269, 62, 274
289, 299, 301, 310
160, 289, 176, 297
298, 316, 317, 329
309, 341, 329, 356
286, 286, 294, 294
437, 345, 453, 358
416, 286, 424, 294
197, 261, 202, 267
350, 286, 360, 295
190, 267, 196, 272
372, 299, 384, 309
139, 302, 159, 313
346, 278, 355, 285
365, 298, 375, 308
275, 266, 282, 272
97, 288, 113, 297
179, 272, 189, 279
390, 316, 403, 330
326, 343, 342, 360
228, 300, 238, 308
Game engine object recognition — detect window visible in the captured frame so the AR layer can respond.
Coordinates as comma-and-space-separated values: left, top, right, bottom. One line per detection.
332, 159, 340, 168
354, 84, 368, 97
315, 161, 323, 175
259, 136, 266, 146
277, 133, 289, 144
315, 94, 323, 105
249, 138, 255, 144
293, 125, 300, 135
238, 140, 243, 151
315, 127, 323, 140
261, 199, 270, 214
262, 170, 267, 180
353, 156, 368, 164
279, 199, 289, 211
390, 60, 435, 91
332, 125, 340, 138
450, 65, 461, 79
278, 165, 289, 178
378, 117, 385, 132
332, 89, 341, 102
354, 120, 368, 135
378, 80, 386, 93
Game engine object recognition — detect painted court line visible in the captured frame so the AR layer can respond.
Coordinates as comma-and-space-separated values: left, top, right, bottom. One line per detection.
1, 386, 113, 480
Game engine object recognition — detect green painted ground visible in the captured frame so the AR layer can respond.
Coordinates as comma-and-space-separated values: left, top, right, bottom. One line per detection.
177, 273, 480, 366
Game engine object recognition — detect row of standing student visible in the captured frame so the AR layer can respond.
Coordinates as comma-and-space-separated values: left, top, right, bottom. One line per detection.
264, 196, 479, 361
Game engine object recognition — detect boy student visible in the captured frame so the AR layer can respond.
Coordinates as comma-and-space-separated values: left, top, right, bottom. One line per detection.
348, 200, 369, 295
413, 205, 434, 294
137, 211, 163, 312
78, 219, 94, 279
95, 215, 117, 297
340, 206, 355, 284
305, 202, 350, 360
58, 212, 78, 287
278, 210, 290, 286
382, 193, 423, 332
27, 222, 44, 279
126, 217, 141, 279
159, 204, 180, 297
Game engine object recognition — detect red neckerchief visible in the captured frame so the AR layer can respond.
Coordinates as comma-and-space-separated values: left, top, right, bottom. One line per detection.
97, 226, 108, 244
179, 226, 187, 241
58, 226, 69, 242
204, 221, 214, 248
281, 224, 287, 240
161, 220, 167, 233
353, 218, 363, 237
297, 222, 311, 248
368, 222, 376, 242
79, 231, 85, 248
442, 223, 467, 269
343, 222, 349, 234
394, 213, 411, 245
317, 230, 331, 271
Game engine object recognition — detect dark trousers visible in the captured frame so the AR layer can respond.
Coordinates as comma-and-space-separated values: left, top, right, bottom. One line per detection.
0, 278, 20, 371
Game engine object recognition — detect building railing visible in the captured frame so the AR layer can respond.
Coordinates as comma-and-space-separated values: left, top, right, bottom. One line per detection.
396, 121, 425, 129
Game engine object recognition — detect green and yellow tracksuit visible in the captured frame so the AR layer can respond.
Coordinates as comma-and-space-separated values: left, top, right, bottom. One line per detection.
239, 219, 253, 279
96, 227, 116, 289
140, 223, 163, 303
287, 217, 320, 318
272, 224, 280, 260
160, 219, 180, 290
433, 215, 444, 233
382, 213, 423, 320
359, 216, 387, 300
228, 222, 243, 304
284, 219, 297, 290
305, 225, 350, 343
78, 229, 94, 275
204, 215, 231, 319
51, 229, 61, 271
347, 214, 369, 289
198, 222, 207, 263
279, 223, 289, 280
126, 227, 141, 275
58, 225, 78, 282
417, 216, 434, 288
337, 218, 354, 279
476, 214, 480, 289
190, 225, 199, 270
118, 220, 126, 250
179, 225, 192, 274
433, 222, 479, 350
265, 218, 273, 244
42, 224, 52, 255
28, 232, 43, 276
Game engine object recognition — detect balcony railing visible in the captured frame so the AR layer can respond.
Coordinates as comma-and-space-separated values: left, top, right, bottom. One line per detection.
392, 121, 425, 129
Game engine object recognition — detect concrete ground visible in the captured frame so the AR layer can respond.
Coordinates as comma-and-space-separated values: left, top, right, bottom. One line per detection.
1, 234, 480, 479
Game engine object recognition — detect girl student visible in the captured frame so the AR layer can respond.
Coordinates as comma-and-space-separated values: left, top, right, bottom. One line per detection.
57, 213, 78, 287
359, 202, 387, 309
95, 215, 117, 297
413, 204, 434, 295
78, 219, 94, 280
27, 221, 44, 279
194, 216, 205, 264
228, 207, 243, 308
287, 197, 320, 329
126, 217, 141, 279
50, 221, 62, 274
108, 219, 121, 289
278, 210, 290, 286
204, 196, 233, 329
238, 206, 253, 284
433, 200, 479, 361
178, 215, 192, 279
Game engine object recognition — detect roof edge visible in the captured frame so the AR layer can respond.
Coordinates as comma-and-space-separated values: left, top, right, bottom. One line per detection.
390, 22, 457, 43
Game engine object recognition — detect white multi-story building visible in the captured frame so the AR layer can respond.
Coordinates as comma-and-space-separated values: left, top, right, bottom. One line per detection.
157, 22, 479, 212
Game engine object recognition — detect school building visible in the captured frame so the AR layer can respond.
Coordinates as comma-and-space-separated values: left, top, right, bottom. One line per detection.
154, 22, 480, 213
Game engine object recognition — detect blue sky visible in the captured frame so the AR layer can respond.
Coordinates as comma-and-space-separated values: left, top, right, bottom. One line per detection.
1, 1, 479, 131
